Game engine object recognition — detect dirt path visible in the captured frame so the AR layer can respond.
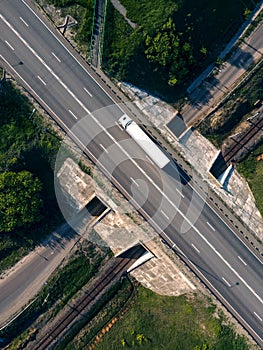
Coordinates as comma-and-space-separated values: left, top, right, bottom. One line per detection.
110, 0, 137, 29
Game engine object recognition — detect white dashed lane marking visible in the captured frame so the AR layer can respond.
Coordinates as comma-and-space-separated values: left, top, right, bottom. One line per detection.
222, 277, 231, 287
51, 52, 61, 62
176, 188, 184, 198
114, 121, 123, 130
161, 210, 169, 220
191, 243, 200, 254
238, 256, 247, 266
37, 75, 46, 85
206, 221, 215, 231
100, 143, 108, 154
68, 109, 78, 119
2, 12, 262, 309
5, 40, 14, 50
130, 177, 139, 187
19, 16, 29, 27
83, 87, 92, 97
254, 312, 262, 322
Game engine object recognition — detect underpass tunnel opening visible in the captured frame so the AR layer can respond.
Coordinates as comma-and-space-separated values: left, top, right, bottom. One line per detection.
85, 196, 108, 217
117, 243, 147, 260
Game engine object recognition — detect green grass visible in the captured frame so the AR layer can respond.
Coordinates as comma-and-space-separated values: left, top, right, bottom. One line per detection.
64, 278, 134, 349
102, 0, 257, 102
0, 79, 62, 273
42, 0, 94, 54
56, 278, 132, 350
237, 140, 263, 216
95, 286, 251, 350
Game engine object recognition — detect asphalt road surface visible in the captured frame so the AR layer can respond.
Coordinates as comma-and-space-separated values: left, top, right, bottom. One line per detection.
0, 0, 263, 346
0, 197, 107, 327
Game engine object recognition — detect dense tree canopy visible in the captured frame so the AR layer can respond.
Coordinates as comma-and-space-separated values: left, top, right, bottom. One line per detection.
145, 17, 194, 86
102, 0, 255, 100
145, 18, 179, 67
0, 171, 43, 232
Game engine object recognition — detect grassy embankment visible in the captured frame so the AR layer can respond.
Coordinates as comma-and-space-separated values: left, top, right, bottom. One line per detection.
93, 286, 252, 350
40, 0, 94, 55
237, 140, 263, 215
102, 0, 256, 102
0, 79, 62, 273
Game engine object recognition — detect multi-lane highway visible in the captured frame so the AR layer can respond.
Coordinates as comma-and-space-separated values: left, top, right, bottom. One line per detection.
0, 0, 263, 346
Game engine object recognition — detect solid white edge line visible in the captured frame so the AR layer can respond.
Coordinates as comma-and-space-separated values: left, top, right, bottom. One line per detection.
1, 54, 262, 345
222, 277, 231, 287
19, 16, 29, 27
99, 143, 108, 154
51, 52, 61, 62
1, 20, 262, 305
238, 256, 247, 266
3, 9, 262, 304
2, 5, 263, 309
206, 221, 215, 231
179, 272, 196, 290
68, 109, 78, 119
83, 87, 92, 97
254, 312, 262, 322
4, 40, 14, 51
21, 0, 127, 115
191, 243, 200, 254
37, 75, 46, 85
170, 151, 263, 267
20, 0, 263, 270
1, 15, 90, 117
0, 54, 64, 126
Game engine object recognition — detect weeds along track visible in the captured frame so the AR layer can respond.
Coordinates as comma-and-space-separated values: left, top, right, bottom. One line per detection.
33, 245, 145, 350
224, 115, 263, 164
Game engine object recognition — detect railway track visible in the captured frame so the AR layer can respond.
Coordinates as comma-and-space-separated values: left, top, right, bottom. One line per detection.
32, 245, 145, 350
223, 114, 263, 165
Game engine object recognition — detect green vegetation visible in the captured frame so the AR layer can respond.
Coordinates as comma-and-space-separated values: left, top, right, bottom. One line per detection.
0, 79, 62, 273
241, 8, 263, 39
237, 140, 263, 215
0, 171, 42, 232
57, 278, 132, 350
95, 287, 251, 350
199, 65, 263, 147
43, 0, 94, 52
102, 0, 256, 101
2, 241, 109, 348
198, 65, 262, 215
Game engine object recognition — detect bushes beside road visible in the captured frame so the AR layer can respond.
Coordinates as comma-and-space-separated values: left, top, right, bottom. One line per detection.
102, 0, 256, 101
0, 79, 62, 273
40, 0, 94, 53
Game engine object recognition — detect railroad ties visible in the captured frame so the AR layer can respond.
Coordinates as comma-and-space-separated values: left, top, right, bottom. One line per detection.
33, 244, 146, 350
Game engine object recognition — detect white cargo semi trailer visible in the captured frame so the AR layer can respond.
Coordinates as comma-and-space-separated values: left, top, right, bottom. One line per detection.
118, 115, 170, 169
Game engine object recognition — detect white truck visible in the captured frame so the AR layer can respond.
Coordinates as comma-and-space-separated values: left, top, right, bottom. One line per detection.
118, 115, 170, 169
